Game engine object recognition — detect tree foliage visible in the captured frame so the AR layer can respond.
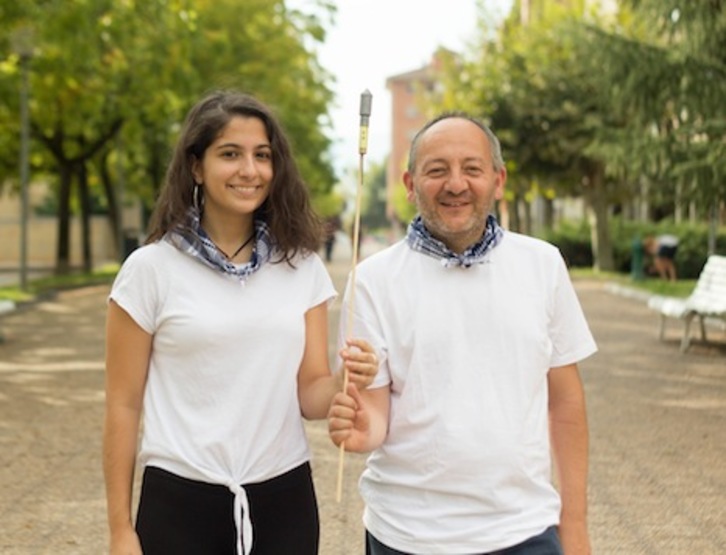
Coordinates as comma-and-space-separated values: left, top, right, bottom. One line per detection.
426, 0, 725, 269
430, 0, 622, 269
584, 0, 726, 212
0, 0, 338, 273
360, 157, 389, 230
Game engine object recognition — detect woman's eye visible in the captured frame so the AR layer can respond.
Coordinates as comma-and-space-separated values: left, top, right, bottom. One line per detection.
221, 150, 239, 159
256, 151, 272, 160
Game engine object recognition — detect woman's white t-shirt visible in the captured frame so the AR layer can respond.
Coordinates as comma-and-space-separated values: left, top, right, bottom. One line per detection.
110, 241, 336, 486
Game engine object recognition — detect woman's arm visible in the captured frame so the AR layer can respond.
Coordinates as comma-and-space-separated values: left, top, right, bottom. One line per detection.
103, 300, 152, 555
297, 302, 377, 420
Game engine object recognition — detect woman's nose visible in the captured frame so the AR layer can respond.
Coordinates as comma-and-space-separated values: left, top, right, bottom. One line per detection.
237, 154, 256, 176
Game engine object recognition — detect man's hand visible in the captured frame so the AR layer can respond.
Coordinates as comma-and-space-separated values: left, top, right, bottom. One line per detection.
339, 338, 378, 389
328, 384, 372, 452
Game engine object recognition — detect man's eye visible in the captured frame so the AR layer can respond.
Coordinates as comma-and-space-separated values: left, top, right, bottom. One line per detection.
465, 166, 483, 175
427, 168, 446, 176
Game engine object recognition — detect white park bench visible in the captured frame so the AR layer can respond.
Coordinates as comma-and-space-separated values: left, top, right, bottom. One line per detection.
647, 254, 726, 352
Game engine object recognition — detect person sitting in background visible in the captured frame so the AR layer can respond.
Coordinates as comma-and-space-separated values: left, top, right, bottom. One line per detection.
644, 234, 679, 281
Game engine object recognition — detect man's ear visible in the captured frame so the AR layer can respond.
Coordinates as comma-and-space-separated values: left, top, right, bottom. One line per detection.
403, 171, 415, 203
494, 166, 507, 200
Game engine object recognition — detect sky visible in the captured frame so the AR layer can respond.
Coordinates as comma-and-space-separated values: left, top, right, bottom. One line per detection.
290, 0, 514, 177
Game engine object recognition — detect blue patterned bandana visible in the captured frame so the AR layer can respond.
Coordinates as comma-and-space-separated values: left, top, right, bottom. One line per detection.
165, 208, 273, 283
405, 214, 504, 268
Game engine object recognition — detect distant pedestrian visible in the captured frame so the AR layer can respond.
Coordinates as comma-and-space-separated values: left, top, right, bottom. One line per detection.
102, 90, 378, 555
323, 215, 341, 262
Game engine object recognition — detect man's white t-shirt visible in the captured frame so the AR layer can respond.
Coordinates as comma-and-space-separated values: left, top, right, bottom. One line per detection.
339, 232, 597, 554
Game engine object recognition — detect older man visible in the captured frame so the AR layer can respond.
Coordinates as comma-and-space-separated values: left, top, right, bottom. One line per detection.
329, 112, 597, 555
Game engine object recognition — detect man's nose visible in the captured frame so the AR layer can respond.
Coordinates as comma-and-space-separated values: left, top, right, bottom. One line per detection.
443, 169, 467, 194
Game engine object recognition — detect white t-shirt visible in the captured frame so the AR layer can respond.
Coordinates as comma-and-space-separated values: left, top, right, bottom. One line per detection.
339, 231, 597, 554
110, 240, 336, 486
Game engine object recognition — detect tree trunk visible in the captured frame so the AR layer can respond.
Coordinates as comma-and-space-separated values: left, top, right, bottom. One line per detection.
98, 152, 120, 258
78, 160, 92, 273
35, 119, 124, 274
543, 197, 554, 230
498, 197, 510, 230
56, 164, 73, 275
584, 167, 615, 272
511, 194, 521, 233
708, 202, 719, 255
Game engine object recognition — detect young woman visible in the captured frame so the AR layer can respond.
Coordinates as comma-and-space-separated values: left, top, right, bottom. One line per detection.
103, 90, 377, 555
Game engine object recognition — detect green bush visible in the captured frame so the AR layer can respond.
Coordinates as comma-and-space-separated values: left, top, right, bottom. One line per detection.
539, 220, 593, 268
540, 218, 726, 279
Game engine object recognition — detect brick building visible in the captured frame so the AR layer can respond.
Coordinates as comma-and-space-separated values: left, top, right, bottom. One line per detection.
384, 50, 450, 230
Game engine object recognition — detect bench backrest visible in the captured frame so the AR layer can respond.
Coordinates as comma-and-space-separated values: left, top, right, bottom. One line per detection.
686, 254, 726, 316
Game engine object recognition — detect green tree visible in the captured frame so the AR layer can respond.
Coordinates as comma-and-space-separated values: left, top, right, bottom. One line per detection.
433, 0, 624, 270
584, 1, 726, 252
361, 158, 389, 230
0, 0, 339, 273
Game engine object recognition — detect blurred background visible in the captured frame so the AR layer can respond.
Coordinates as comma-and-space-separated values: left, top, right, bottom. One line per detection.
1, 0, 724, 290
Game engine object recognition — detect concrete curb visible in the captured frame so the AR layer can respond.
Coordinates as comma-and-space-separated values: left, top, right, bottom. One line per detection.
603, 281, 654, 303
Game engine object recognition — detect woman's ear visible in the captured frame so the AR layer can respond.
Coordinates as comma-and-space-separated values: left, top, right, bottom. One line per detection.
191, 156, 203, 184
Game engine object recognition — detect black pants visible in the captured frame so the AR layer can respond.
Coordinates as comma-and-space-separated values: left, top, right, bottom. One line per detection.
366, 526, 563, 555
136, 462, 319, 555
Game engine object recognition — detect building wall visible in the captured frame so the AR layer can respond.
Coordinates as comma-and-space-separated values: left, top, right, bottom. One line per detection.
385, 50, 455, 230
385, 66, 434, 227
0, 184, 143, 270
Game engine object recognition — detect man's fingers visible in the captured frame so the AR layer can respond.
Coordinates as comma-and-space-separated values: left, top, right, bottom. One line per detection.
345, 337, 374, 353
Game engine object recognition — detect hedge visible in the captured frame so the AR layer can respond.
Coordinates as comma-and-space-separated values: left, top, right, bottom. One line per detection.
539, 218, 726, 279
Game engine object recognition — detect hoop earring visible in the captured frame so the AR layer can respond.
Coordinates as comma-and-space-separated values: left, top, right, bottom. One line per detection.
192, 183, 204, 211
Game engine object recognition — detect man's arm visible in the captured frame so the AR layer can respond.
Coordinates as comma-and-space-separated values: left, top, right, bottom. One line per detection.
548, 363, 591, 555
328, 384, 390, 453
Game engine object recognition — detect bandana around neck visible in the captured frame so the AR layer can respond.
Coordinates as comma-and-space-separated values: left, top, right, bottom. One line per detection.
165, 208, 273, 284
405, 214, 504, 268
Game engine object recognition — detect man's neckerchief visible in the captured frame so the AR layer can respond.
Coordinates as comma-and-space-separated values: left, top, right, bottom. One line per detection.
405, 214, 504, 268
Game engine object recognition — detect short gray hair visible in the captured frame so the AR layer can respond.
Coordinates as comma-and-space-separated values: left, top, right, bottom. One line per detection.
407, 111, 504, 173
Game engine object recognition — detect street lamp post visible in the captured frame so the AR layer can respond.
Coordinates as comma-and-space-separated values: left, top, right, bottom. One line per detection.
12, 27, 33, 291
